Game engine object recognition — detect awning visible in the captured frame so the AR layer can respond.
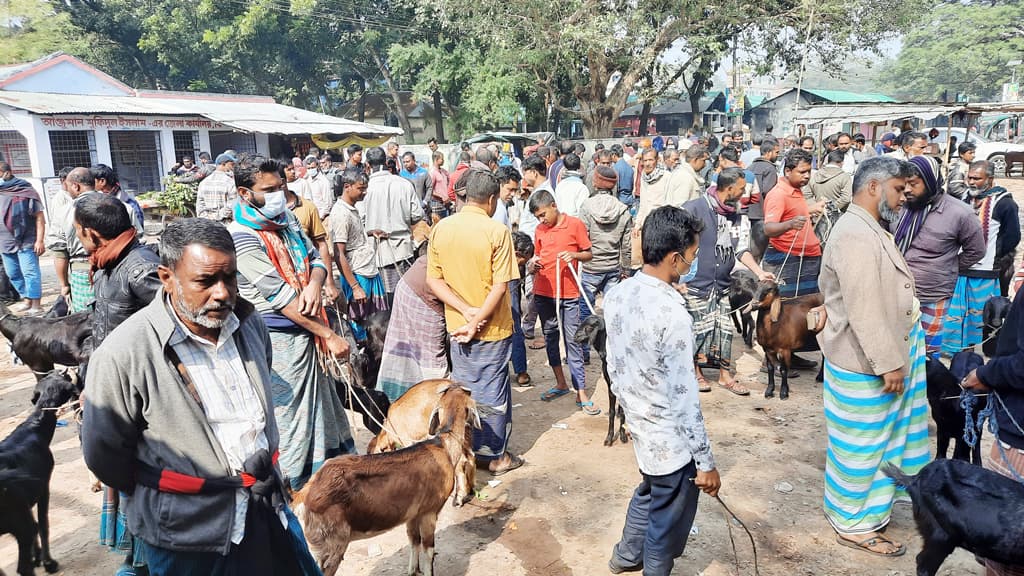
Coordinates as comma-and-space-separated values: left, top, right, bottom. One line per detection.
794, 103, 969, 125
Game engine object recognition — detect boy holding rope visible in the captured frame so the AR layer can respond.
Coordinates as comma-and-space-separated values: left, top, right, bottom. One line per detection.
528, 189, 599, 415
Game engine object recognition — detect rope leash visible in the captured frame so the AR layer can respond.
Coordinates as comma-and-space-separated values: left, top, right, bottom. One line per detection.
714, 494, 761, 576
564, 260, 595, 316
961, 386, 1024, 483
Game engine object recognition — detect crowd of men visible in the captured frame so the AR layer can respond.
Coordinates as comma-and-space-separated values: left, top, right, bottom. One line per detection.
1, 122, 1021, 575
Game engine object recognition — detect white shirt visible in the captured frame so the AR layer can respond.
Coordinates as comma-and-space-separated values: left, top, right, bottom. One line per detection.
304, 170, 334, 219
554, 175, 589, 217
167, 306, 269, 544
605, 272, 715, 475
514, 180, 551, 239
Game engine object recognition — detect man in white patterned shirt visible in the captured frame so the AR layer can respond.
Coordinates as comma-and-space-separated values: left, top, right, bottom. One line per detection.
605, 205, 721, 576
83, 219, 313, 575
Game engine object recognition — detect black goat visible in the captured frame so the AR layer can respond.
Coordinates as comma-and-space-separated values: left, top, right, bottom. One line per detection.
884, 459, 1024, 576
362, 310, 390, 389
982, 296, 1011, 357
336, 382, 391, 436
925, 352, 984, 464
324, 306, 392, 435
0, 302, 92, 381
729, 269, 758, 348
0, 370, 79, 576
574, 315, 627, 446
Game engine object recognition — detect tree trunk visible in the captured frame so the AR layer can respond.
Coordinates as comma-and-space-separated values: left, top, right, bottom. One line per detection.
637, 100, 653, 137
688, 91, 703, 132
371, 51, 416, 141
433, 89, 446, 143
358, 76, 367, 123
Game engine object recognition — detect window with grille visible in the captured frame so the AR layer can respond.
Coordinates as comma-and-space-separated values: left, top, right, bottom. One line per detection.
172, 130, 200, 163
108, 131, 163, 194
49, 130, 97, 174
0, 130, 31, 176
209, 131, 257, 156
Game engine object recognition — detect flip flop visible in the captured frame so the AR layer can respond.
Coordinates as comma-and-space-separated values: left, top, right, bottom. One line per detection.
489, 454, 525, 476
835, 534, 906, 557
516, 373, 533, 387
577, 401, 602, 416
696, 375, 712, 393
541, 387, 572, 401
720, 380, 750, 396
529, 339, 547, 350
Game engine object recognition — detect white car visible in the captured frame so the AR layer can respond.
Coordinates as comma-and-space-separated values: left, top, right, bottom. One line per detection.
929, 127, 1024, 176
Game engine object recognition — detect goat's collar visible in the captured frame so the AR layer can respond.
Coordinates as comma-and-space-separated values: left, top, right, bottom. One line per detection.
0, 313, 13, 322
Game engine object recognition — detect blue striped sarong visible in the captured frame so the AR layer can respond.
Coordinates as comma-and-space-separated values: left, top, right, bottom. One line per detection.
268, 329, 355, 491
761, 247, 820, 297
338, 272, 388, 341
450, 337, 512, 460
823, 312, 931, 535
942, 275, 999, 355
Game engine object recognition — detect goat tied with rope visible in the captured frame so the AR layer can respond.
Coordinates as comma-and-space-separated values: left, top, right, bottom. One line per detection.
0, 301, 92, 381
0, 370, 80, 576
366, 380, 478, 507
752, 279, 824, 400
573, 315, 628, 446
925, 352, 984, 464
885, 458, 1024, 576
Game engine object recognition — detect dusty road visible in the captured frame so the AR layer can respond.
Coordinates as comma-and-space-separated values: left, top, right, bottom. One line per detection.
5, 176, 1022, 575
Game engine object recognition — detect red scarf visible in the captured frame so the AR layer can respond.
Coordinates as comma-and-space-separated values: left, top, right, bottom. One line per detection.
88, 229, 137, 283
256, 230, 330, 355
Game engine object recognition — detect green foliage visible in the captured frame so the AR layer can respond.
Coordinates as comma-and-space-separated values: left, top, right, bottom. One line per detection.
157, 179, 197, 216
881, 2, 1024, 101
0, 0, 78, 64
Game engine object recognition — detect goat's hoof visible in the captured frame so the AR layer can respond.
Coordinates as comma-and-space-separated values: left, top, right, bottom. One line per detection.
604, 436, 615, 447
780, 391, 790, 401
44, 559, 59, 573
619, 430, 630, 444
764, 389, 774, 399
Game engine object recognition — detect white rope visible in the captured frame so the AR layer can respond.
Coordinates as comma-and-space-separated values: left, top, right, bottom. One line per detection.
564, 260, 595, 316
556, 257, 564, 360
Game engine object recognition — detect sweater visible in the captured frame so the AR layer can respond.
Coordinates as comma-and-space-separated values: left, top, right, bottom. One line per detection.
579, 192, 632, 273
976, 294, 1024, 448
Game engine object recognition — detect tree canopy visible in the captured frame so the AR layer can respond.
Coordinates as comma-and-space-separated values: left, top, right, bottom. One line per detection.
881, 1, 1024, 102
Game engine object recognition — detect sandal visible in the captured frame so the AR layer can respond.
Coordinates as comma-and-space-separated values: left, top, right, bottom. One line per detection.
541, 387, 571, 401
719, 380, 750, 396
835, 534, 906, 557
529, 339, 547, 350
488, 453, 525, 476
696, 375, 712, 393
577, 401, 602, 416
516, 373, 533, 387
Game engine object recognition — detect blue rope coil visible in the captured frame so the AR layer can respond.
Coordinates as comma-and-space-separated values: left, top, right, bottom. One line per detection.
961, 388, 1024, 483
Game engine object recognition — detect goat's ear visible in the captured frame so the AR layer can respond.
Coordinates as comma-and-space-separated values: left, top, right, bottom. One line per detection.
460, 386, 472, 396
428, 407, 442, 436
436, 383, 452, 395
769, 298, 781, 323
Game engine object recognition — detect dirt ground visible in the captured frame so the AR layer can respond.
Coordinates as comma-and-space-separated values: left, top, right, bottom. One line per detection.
4, 177, 1023, 576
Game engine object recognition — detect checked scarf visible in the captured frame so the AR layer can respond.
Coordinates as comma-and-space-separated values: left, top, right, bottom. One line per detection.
0, 177, 41, 246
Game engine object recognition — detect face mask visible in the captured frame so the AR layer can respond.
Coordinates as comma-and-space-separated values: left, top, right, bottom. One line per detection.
679, 254, 698, 283
258, 190, 287, 218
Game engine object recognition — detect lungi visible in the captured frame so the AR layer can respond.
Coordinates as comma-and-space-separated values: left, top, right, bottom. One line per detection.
450, 337, 512, 460
823, 314, 931, 534
338, 272, 388, 341
943, 276, 999, 355
377, 279, 449, 402
983, 442, 1024, 575
761, 247, 820, 297
683, 292, 733, 370
918, 299, 949, 357
268, 329, 354, 491
69, 267, 94, 313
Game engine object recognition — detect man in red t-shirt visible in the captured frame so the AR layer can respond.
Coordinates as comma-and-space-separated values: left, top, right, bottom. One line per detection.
763, 148, 825, 297
527, 189, 600, 415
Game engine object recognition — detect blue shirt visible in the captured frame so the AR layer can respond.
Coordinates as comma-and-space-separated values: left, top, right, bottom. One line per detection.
613, 158, 634, 194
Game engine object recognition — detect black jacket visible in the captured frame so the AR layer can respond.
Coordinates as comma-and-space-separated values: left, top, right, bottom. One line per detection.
748, 158, 779, 220
91, 240, 162, 347
977, 294, 1024, 448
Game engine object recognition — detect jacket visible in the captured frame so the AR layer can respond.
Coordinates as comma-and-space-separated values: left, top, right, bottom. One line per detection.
964, 190, 1019, 279
683, 195, 746, 298
748, 158, 778, 220
91, 240, 162, 347
82, 295, 282, 554
805, 164, 853, 212
665, 162, 704, 206
976, 294, 1024, 448
818, 204, 917, 376
579, 192, 632, 273
893, 192, 985, 302
635, 171, 672, 228
946, 161, 969, 200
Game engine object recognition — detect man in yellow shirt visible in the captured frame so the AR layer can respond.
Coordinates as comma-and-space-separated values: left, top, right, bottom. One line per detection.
427, 168, 524, 475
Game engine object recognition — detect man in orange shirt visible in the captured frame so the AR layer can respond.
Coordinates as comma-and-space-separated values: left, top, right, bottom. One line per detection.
528, 190, 600, 415
762, 148, 825, 297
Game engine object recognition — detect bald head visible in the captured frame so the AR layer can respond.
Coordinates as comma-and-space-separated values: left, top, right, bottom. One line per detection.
65, 167, 96, 199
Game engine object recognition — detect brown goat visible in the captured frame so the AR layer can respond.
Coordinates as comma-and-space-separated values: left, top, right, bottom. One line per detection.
292, 387, 480, 576
753, 280, 824, 400
368, 379, 477, 506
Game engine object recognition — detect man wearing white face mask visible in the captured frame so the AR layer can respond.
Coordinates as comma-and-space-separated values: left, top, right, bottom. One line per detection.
682, 168, 775, 395
227, 154, 355, 490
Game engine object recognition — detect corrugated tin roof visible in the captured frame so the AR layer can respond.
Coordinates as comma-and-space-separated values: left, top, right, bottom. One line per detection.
794, 103, 966, 125
802, 89, 897, 104
0, 90, 401, 136
620, 92, 720, 118
0, 52, 66, 82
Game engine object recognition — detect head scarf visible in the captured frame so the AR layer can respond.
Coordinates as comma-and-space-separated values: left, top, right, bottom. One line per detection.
893, 155, 943, 253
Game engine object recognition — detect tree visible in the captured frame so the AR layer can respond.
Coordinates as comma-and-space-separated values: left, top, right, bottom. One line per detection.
881, 1, 1024, 101
404, 0, 927, 137
0, 0, 78, 65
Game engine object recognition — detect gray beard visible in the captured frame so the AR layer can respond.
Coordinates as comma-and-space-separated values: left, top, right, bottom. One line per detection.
879, 197, 901, 223
174, 282, 230, 329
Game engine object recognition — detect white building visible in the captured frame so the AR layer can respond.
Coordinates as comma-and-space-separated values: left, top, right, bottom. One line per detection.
0, 52, 399, 194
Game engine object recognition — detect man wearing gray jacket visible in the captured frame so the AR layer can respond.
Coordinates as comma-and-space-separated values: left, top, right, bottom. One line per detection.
82, 218, 312, 575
